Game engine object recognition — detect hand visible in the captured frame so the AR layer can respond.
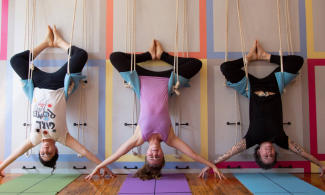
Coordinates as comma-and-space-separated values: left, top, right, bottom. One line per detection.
212, 167, 227, 180
197, 166, 210, 178
103, 167, 116, 178
320, 166, 325, 177
0, 171, 4, 177
85, 166, 101, 181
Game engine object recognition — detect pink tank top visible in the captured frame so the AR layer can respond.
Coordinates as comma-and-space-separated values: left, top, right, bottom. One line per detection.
138, 76, 171, 142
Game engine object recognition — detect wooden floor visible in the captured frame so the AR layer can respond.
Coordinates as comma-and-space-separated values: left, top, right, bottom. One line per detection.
0, 173, 324, 195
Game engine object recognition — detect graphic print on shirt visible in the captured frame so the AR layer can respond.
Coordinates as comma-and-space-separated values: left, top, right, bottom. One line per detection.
33, 97, 56, 133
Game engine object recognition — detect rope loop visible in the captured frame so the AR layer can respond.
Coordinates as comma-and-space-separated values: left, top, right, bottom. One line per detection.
124, 82, 133, 88
29, 63, 34, 71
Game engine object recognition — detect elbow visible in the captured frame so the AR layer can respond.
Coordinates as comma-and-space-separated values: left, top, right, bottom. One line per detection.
109, 52, 123, 65
79, 148, 90, 156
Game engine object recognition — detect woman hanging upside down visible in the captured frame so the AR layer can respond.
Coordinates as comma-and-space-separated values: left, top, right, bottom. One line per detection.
0, 25, 115, 177
199, 40, 325, 178
86, 40, 226, 181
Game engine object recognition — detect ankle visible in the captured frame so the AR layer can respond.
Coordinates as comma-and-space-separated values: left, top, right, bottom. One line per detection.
261, 52, 271, 61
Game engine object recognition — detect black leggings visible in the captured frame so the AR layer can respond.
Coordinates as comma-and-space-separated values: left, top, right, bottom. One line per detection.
10, 46, 88, 90
110, 51, 202, 79
220, 55, 304, 83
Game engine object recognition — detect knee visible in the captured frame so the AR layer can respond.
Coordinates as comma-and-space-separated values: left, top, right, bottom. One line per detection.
78, 49, 88, 64
192, 59, 202, 73
109, 52, 123, 64
220, 62, 229, 75
10, 54, 21, 69
295, 55, 304, 70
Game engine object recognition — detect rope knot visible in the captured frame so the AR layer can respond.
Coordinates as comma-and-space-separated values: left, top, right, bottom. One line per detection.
124, 81, 133, 88
29, 63, 34, 71
173, 81, 181, 96
244, 57, 248, 65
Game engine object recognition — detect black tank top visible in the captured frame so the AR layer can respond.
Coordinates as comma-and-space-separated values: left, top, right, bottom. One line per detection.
244, 73, 289, 149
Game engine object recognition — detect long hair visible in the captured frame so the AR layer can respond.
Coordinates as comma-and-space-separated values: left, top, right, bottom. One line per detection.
254, 145, 277, 170
134, 156, 165, 181
39, 152, 59, 174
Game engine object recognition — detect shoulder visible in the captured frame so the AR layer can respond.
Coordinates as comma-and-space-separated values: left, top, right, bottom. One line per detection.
165, 127, 176, 145
30, 131, 42, 146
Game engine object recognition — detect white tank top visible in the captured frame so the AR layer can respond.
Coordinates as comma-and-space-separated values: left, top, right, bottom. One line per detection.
30, 88, 69, 146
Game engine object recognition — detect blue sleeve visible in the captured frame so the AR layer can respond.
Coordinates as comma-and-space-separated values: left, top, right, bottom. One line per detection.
119, 71, 141, 99
226, 76, 251, 99
21, 79, 34, 103
274, 72, 299, 94
167, 72, 191, 97
64, 73, 87, 100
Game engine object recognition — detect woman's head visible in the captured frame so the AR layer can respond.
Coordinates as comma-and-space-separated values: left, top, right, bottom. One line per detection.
146, 143, 164, 166
254, 142, 277, 170
39, 140, 59, 173
134, 155, 165, 180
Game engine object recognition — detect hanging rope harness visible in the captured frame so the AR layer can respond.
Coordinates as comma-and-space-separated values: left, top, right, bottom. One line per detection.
236, 0, 249, 92
173, 0, 188, 159
76, 0, 89, 158
285, 0, 297, 85
276, 0, 286, 95
24, 0, 36, 158
227, 0, 243, 154
124, 0, 139, 156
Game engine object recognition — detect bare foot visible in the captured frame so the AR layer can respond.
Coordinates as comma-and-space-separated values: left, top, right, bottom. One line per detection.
53, 25, 63, 48
257, 40, 271, 61
148, 40, 156, 60
246, 40, 257, 62
44, 25, 54, 47
155, 40, 164, 60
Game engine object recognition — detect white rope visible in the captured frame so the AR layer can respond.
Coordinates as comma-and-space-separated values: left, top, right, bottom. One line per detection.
225, 0, 242, 156
235, 0, 249, 91
182, 0, 188, 58
276, 0, 286, 94
172, 0, 180, 96
67, 0, 78, 75
285, 0, 298, 84
125, 0, 139, 156
77, 0, 89, 157
223, 0, 228, 87
24, 0, 35, 158
173, 0, 188, 159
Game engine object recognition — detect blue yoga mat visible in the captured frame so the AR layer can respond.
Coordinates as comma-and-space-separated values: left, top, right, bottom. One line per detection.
263, 173, 325, 194
234, 173, 325, 195
234, 173, 288, 193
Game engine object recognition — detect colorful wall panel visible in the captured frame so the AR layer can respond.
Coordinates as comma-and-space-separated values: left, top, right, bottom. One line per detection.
0, 0, 323, 174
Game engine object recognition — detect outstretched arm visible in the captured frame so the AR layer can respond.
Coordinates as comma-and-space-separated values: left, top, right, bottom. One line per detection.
85, 131, 144, 180
198, 138, 247, 178
65, 134, 115, 177
288, 139, 325, 177
167, 134, 226, 179
213, 138, 247, 165
0, 138, 34, 177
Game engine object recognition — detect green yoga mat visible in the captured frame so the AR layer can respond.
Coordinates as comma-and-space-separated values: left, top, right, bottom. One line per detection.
0, 174, 50, 193
0, 174, 80, 194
